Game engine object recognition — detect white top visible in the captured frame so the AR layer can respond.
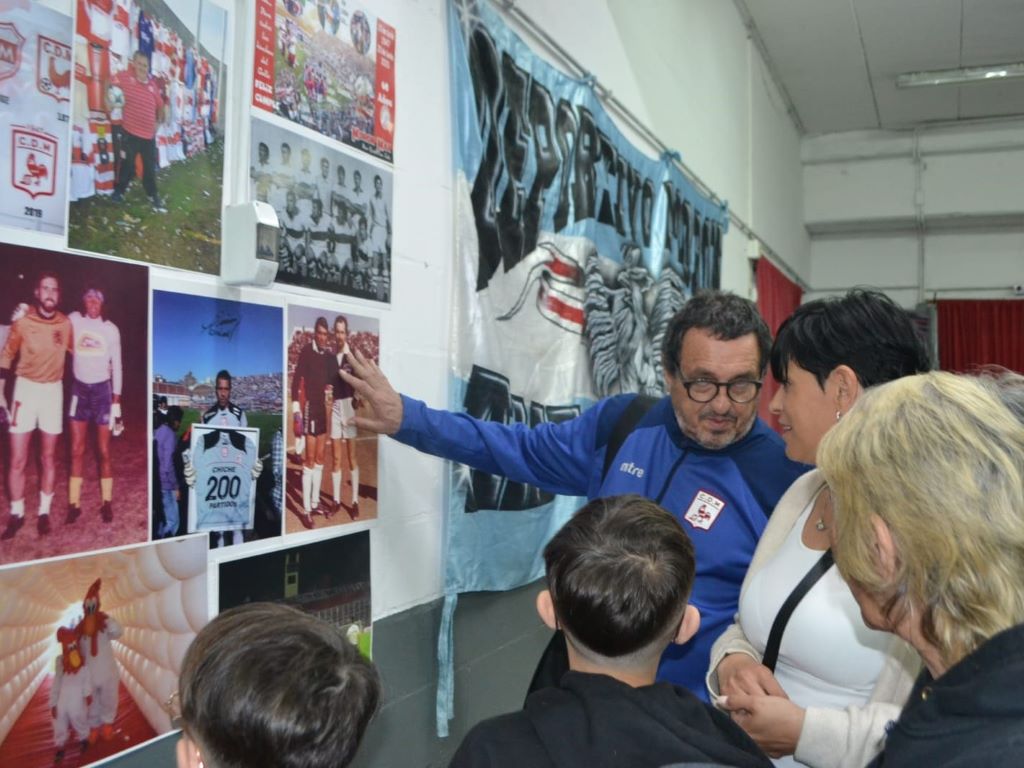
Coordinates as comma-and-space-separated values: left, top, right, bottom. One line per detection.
739, 494, 892, 766
70, 311, 122, 394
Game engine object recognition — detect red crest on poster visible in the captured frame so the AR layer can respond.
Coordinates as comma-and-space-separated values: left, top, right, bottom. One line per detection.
11, 127, 58, 199
0, 22, 27, 82
37, 34, 71, 102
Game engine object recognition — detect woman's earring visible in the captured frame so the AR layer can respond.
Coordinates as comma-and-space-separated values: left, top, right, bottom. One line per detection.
835, 410, 842, 422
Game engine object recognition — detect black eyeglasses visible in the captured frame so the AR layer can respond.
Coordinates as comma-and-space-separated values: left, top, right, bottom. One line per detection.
678, 378, 762, 404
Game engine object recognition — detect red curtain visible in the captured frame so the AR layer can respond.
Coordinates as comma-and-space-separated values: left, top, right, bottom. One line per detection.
936, 300, 1024, 373
755, 257, 802, 432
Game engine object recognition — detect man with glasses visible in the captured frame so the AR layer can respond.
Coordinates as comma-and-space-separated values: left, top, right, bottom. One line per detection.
340, 291, 806, 697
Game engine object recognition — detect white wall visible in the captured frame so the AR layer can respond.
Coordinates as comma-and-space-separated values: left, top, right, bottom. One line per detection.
606, 0, 810, 290
803, 119, 1024, 308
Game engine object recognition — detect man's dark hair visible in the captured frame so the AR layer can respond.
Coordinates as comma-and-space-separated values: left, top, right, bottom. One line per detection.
661, 290, 772, 378
334, 314, 349, 331
770, 288, 930, 388
166, 405, 183, 425
215, 370, 232, 387
314, 316, 329, 333
179, 603, 380, 768
544, 495, 695, 659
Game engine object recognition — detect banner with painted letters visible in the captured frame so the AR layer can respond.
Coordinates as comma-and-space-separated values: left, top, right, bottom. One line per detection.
437, 0, 727, 734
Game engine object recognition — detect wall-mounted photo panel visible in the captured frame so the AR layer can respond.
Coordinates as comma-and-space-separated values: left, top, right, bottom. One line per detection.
67, 0, 230, 274
0, 535, 207, 768
285, 303, 379, 534
219, 529, 371, 658
0, 1, 73, 236
252, 0, 395, 163
0, 246, 149, 567
151, 287, 284, 548
251, 116, 392, 302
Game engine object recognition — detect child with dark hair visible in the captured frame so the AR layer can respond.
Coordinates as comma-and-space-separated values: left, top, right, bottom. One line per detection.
450, 495, 771, 768
174, 602, 380, 768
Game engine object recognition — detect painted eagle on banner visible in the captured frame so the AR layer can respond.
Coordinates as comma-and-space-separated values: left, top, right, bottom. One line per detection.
497, 241, 687, 398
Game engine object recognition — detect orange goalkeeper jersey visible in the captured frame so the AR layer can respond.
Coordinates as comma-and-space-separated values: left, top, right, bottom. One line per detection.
0, 307, 71, 383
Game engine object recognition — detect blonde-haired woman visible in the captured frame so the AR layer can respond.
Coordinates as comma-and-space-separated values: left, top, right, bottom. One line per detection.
817, 371, 1024, 766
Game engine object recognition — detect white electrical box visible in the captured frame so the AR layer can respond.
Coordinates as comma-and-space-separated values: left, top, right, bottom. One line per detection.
221, 202, 280, 286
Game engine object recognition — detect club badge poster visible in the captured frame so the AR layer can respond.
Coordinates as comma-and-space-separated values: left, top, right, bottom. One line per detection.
150, 286, 284, 548
284, 303, 379, 534
0, 245, 150, 567
0, 536, 208, 768
252, 0, 396, 162
0, 0, 73, 236
66, 0, 230, 274
251, 116, 393, 302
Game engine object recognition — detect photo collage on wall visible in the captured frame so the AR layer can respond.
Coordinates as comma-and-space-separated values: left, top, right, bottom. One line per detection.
0, 1, 395, 765
251, 0, 396, 304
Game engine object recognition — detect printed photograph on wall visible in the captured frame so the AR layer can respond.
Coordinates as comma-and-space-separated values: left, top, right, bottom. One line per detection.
219, 530, 371, 658
0, 0, 73, 236
151, 285, 283, 548
0, 245, 149, 567
285, 303, 379, 534
252, 116, 392, 302
0, 535, 207, 768
252, 0, 395, 162
67, 0, 230, 274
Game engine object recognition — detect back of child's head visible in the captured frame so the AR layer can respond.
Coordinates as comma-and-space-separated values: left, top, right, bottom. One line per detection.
544, 495, 696, 664
178, 602, 380, 768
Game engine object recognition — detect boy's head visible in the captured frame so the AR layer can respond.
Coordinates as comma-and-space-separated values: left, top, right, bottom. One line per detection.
176, 603, 380, 768
539, 495, 700, 672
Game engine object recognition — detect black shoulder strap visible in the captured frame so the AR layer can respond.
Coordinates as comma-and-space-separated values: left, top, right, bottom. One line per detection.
600, 394, 659, 481
761, 549, 834, 672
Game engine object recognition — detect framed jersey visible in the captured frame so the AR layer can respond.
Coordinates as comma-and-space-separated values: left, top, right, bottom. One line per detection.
188, 424, 260, 533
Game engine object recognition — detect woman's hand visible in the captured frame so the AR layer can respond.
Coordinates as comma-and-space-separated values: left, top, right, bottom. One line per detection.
721, 693, 806, 758
716, 653, 788, 698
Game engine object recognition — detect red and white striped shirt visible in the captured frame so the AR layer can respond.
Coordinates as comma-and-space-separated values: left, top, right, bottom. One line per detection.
113, 69, 162, 139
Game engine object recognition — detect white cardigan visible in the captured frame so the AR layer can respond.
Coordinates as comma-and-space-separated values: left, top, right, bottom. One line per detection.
705, 469, 921, 768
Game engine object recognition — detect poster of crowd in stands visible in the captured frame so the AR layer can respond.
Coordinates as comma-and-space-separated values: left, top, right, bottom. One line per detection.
0, 1, 73, 236
284, 303, 380, 533
0, 535, 207, 768
151, 283, 284, 548
251, 116, 393, 302
67, 0, 229, 274
219, 530, 371, 658
251, 0, 396, 162
0, 245, 150, 567
435, 0, 728, 735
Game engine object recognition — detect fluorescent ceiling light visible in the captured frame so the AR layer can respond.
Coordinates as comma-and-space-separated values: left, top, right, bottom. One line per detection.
896, 63, 1024, 88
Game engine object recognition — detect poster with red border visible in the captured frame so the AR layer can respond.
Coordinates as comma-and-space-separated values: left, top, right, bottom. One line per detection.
251, 0, 395, 163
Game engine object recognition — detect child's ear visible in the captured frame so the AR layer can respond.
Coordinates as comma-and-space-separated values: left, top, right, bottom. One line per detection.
535, 590, 558, 631
673, 605, 701, 646
176, 734, 204, 768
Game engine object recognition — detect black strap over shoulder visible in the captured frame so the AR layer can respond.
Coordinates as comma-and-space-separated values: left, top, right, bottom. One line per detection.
761, 549, 834, 672
600, 394, 659, 481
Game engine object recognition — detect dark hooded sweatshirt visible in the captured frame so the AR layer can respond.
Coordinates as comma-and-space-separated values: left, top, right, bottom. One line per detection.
449, 672, 771, 768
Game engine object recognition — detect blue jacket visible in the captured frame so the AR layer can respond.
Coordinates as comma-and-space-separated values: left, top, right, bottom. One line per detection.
396, 393, 807, 697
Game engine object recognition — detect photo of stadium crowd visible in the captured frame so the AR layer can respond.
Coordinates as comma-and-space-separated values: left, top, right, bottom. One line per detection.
263, 0, 396, 162
251, 117, 393, 303
151, 289, 284, 548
